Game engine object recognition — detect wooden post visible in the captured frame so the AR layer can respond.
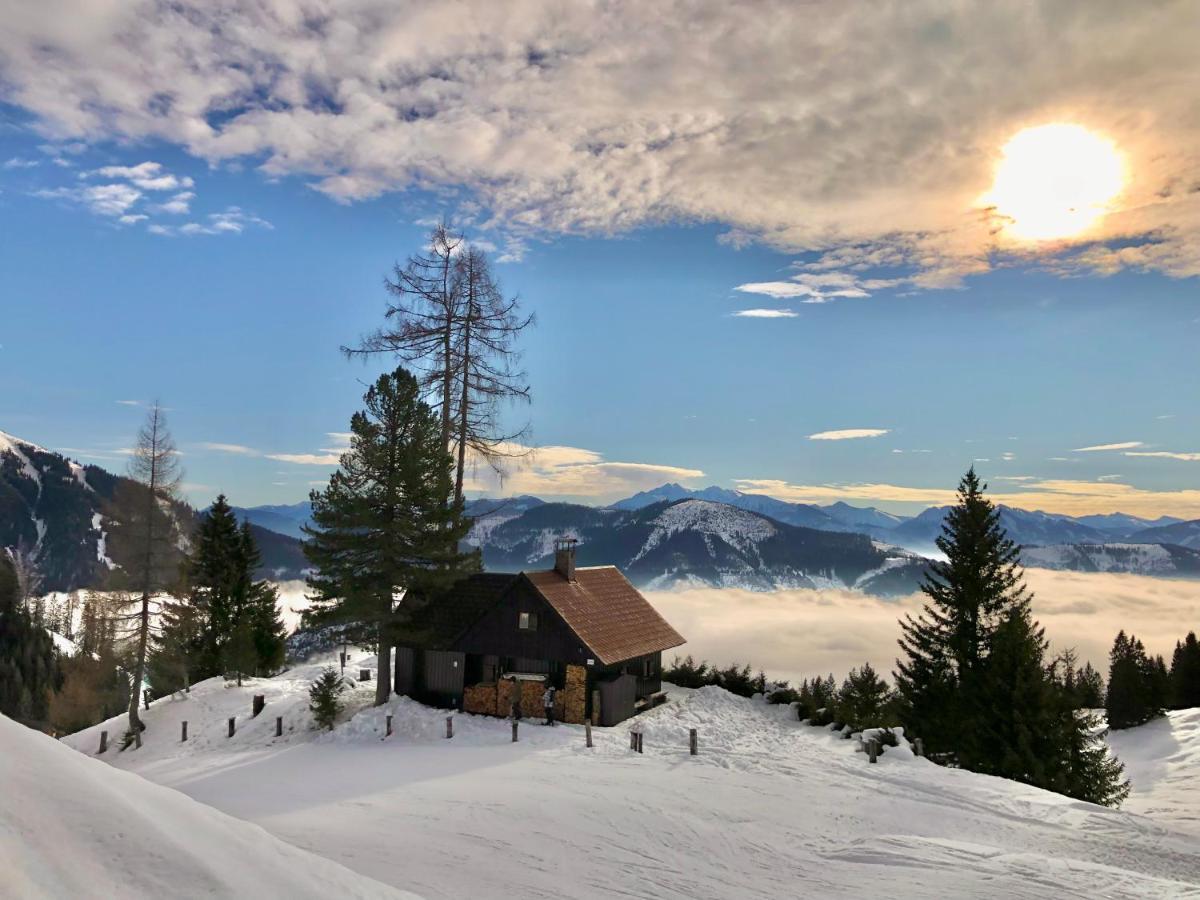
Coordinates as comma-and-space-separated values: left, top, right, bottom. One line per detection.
359, 669, 371, 682
446, 716, 454, 739
913, 737, 924, 757
637, 733, 644, 754
228, 716, 236, 738
585, 721, 593, 748
868, 738, 878, 763
181, 720, 188, 742
98, 730, 108, 753
275, 716, 283, 737
253, 695, 265, 718
689, 728, 698, 756
142, 689, 151, 711
340, 650, 346, 673
629, 731, 636, 750
386, 714, 393, 737
511, 720, 518, 743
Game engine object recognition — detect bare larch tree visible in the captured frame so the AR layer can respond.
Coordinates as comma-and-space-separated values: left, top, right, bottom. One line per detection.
347, 223, 533, 504
108, 403, 182, 744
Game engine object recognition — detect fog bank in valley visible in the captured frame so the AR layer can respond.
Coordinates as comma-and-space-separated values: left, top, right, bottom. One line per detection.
647, 569, 1200, 686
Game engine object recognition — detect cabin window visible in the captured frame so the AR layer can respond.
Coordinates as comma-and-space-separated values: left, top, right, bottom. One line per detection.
519, 611, 538, 631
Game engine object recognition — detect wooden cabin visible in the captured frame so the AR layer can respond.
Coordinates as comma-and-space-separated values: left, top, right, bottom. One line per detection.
391, 539, 685, 726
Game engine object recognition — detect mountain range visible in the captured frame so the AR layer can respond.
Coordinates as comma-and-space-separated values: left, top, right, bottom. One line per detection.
6, 428, 1200, 593
0, 431, 307, 592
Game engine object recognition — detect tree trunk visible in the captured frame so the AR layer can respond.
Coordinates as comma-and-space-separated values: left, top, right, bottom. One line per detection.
126, 590, 151, 736
454, 295, 473, 506
375, 623, 392, 706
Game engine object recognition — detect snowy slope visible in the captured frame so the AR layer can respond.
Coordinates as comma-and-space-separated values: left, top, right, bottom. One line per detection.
1108, 708, 1200, 838
0, 714, 414, 899
1022, 542, 1200, 577
62, 653, 1200, 898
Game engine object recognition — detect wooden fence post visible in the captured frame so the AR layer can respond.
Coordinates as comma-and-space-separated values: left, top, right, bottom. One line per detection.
689, 728, 698, 756
446, 716, 453, 739
98, 730, 108, 754
913, 737, 924, 757
228, 717, 236, 738
511, 720, 518, 742
252, 695, 265, 718
629, 731, 636, 750
868, 739, 878, 763
585, 721, 593, 748
638, 732, 644, 754
359, 669, 371, 682
386, 714, 393, 737
275, 716, 283, 737
181, 721, 188, 742
142, 689, 151, 711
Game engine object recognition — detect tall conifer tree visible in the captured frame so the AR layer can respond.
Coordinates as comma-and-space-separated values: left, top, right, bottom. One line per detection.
303, 367, 478, 705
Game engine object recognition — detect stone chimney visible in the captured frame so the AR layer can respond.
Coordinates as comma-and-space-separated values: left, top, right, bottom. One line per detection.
554, 538, 578, 582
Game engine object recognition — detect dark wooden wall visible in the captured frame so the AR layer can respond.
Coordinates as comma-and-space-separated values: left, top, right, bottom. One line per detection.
452, 576, 593, 667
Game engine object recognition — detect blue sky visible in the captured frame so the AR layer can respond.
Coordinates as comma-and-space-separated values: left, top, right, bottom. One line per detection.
1, 3, 1198, 516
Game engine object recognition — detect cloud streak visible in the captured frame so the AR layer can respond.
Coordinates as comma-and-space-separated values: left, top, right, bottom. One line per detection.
1074, 441, 1145, 452
809, 429, 890, 441
732, 308, 798, 319
736, 476, 1200, 518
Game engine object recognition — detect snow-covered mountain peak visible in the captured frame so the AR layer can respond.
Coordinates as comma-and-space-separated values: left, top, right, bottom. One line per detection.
651, 499, 778, 544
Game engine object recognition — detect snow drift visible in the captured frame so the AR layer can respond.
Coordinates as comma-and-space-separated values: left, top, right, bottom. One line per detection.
0, 713, 415, 899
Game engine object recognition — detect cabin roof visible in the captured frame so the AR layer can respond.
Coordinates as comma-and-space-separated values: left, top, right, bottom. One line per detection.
522, 566, 685, 666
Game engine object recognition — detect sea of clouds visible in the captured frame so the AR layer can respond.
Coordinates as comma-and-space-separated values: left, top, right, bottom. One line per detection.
647, 569, 1200, 686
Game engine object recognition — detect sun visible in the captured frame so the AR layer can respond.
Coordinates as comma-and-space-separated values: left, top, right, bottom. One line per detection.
984, 123, 1126, 241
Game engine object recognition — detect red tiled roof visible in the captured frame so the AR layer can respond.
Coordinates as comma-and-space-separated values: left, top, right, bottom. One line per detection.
523, 566, 685, 666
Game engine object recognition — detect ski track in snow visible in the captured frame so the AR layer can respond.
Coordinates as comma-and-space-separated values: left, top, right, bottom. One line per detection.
57, 649, 1200, 899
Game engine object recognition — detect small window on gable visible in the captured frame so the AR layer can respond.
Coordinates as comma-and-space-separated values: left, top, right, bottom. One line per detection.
519, 611, 538, 631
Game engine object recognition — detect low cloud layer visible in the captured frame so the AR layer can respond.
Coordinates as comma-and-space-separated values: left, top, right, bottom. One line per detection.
2, 2, 1197, 280
648, 569, 1200, 686
736, 476, 1200, 519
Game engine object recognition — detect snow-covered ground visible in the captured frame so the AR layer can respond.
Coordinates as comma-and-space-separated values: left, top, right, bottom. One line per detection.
0, 714, 414, 899
1108, 708, 1200, 839
55, 649, 1200, 898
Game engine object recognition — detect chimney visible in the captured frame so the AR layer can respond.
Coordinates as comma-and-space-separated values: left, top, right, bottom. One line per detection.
554, 538, 578, 582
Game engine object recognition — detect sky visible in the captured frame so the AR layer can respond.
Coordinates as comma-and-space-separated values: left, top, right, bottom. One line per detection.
1, 1, 1198, 517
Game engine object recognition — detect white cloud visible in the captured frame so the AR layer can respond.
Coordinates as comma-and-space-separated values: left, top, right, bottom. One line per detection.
88, 161, 193, 192
265, 452, 341, 466
735, 271, 907, 305
3, 157, 38, 169
199, 442, 257, 455
1073, 441, 1145, 452
1, 3, 1196, 279
732, 308, 798, 318
161, 207, 272, 237
1125, 451, 1200, 461
465, 442, 703, 502
150, 191, 193, 215
37, 183, 142, 218
808, 429, 890, 441
114, 399, 141, 406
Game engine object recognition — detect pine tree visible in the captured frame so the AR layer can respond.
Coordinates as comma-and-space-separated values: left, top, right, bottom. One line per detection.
1106, 631, 1160, 729
0, 551, 60, 728
1170, 632, 1200, 709
1076, 662, 1105, 709
836, 662, 894, 731
895, 468, 1029, 762
303, 367, 479, 705
189, 495, 243, 676
309, 666, 345, 731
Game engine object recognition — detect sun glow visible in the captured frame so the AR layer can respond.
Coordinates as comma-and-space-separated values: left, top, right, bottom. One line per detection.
984, 123, 1125, 241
